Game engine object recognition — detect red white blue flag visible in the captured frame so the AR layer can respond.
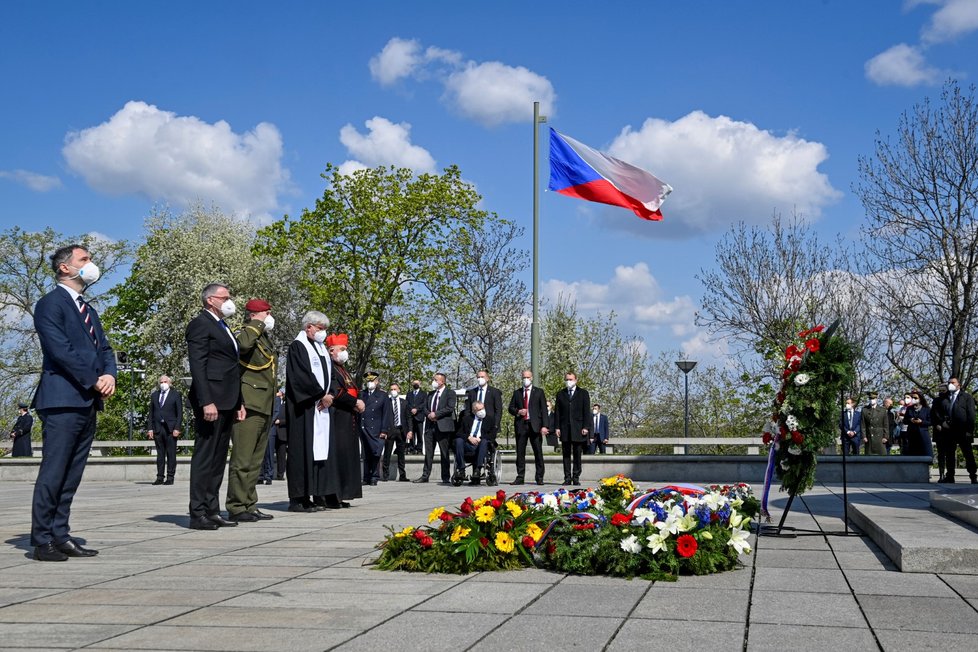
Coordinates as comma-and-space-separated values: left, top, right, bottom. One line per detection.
548, 128, 672, 221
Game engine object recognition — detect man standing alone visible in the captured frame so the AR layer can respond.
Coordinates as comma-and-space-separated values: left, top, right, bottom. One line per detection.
935, 377, 977, 484
31, 244, 116, 561
147, 375, 182, 485
508, 369, 548, 485
414, 373, 456, 484
555, 371, 590, 486
588, 404, 610, 454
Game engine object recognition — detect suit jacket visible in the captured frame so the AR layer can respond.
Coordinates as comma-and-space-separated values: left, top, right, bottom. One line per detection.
934, 390, 976, 436
360, 389, 393, 437
463, 385, 503, 435
555, 386, 591, 443
148, 388, 183, 433
839, 408, 862, 436
32, 286, 117, 411
271, 395, 287, 441
406, 388, 427, 426
427, 386, 457, 434
508, 385, 548, 433
456, 411, 491, 442
388, 395, 412, 437
591, 413, 610, 441
185, 310, 242, 411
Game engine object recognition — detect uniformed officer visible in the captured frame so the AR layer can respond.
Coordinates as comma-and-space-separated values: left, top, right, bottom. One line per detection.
225, 298, 278, 522
358, 371, 391, 486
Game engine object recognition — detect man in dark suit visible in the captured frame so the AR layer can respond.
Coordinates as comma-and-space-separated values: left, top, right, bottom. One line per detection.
259, 389, 284, 485
588, 403, 610, 454
414, 372, 456, 484
382, 382, 413, 481
934, 377, 977, 484
508, 368, 548, 485
186, 283, 245, 531
462, 370, 503, 485
30, 244, 116, 561
405, 379, 426, 454
10, 402, 34, 457
839, 397, 861, 456
146, 375, 183, 485
454, 400, 493, 486
555, 371, 591, 485
359, 372, 392, 485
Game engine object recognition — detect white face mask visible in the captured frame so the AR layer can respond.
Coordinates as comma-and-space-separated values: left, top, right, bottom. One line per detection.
522, 377, 532, 387
476, 409, 487, 419
367, 381, 376, 391
870, 399, 877, 407
566, 380, 576, 389
336, 349, 349, 363
263, 315, 275, 331
431, 380, 440, 391
71, 261, 101, 285
592, 409, 598, 415
219, 299, 236, 317
846, 404, 853, 411
159, 383, 169, 392
313, 330, 327, 344
389, 390, 399, 399
949, 383, 958, 392
477, 377, 487, 387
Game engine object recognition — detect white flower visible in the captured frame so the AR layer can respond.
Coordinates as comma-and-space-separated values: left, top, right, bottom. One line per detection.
620, 534, 643, 554
646, 532, 668, 554
794, 373, 810, 386
656, 516, 682, 536
788, 445, 802, 456
728, 526, 752, 555
542, 494, 559, 510
729, 509, 744, 528
631, 508, 654, 525
785, 415, 799, 430
702, 492, 727, 511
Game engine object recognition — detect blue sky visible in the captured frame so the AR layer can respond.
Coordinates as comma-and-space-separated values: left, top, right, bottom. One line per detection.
2, 1, 977, 363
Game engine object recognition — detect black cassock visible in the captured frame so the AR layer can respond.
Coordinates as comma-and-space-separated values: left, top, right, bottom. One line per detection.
323, 363, 363, 501
285, 337, 331, 500
11, 413, 33, 457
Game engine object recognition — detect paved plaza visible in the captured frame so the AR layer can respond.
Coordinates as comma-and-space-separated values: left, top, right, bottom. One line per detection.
1, 477, 976, 651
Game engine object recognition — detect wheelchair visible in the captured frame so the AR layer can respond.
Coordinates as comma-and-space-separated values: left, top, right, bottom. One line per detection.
451, 439, 503, 487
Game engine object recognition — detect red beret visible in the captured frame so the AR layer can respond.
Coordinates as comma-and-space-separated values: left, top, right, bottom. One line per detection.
326, 333, 348, 347
245, 298, 271, 312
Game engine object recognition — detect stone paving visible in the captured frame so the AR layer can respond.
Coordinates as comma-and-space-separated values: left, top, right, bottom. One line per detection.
1, 477, 976, 651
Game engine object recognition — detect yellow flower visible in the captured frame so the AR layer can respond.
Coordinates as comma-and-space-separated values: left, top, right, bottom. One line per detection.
473, 495, 494, 509
505, 501, 523, 518
475, 505, 496, 522
394, 526, 414, 538
495, 531, 515, 553
450, 525, 471, 543
526, 522, 544, 542
428, 507, 446, 524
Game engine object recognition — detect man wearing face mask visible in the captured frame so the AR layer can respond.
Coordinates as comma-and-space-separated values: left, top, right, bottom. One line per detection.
933, 377, 977, 484
30, 244, 116, 561
463, 371, 503, 485
186, 283, 245, 530
225, 299, 278, 522
454, 401, 493, 485
860, 391, 888, 456
508, 369, 548, 485
406, 379, 426, 454
147, 375, 183, 485
554, 371, 591, 485
588, 404, 610, 454
359, 372, 392, 486
382, 383, 412, 481
414, 373, 456, 484
839, 397, 861, 456
323, 333, 365, 507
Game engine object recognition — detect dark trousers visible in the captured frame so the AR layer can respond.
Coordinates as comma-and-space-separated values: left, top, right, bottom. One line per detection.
275, 436, 287, 478
188, 407, 235, 519
588, 438, 607, 454
154, 430, 177, 479
841, 434, 860, 455
382, 427, 408, 479
422, 426, 452, 482
515, 426, 545, 482
561, 441, 584, 483
455, 437, 488, 474
361, 433, 383, 483
408, 419, 424, 452
259, 427, 276, 481
944, 430, 978, 479
31, 406, 97, 546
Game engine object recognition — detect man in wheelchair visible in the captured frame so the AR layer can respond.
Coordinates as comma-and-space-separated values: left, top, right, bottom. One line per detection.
452, 401, 495, 486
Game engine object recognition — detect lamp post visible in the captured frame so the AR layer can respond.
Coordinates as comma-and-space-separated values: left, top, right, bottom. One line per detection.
675, 360, 697, 447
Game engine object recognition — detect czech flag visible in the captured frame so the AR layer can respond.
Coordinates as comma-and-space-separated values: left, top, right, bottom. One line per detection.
548, 128, 672, 221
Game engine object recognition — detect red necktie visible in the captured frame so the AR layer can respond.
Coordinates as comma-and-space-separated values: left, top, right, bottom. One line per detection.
523, 388, 529, 420
77, 297, 97, 346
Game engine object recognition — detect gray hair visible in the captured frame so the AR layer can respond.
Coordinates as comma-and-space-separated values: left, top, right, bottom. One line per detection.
201, 283, 228, 307
301, 310, 330, 328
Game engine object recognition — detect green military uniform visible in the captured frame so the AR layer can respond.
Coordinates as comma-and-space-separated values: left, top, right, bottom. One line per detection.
226, 318, 277, 517
861, 394, 889, 456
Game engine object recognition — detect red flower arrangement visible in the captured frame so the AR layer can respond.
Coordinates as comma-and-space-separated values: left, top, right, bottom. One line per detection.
610, 513, 632, 527
675, 534, 698, 558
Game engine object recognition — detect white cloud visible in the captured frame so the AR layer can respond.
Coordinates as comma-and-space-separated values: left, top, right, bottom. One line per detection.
680, 331, 730, 362
864, 43, 943, 86
338, 116, 436, 175
0, 169, 62, 192
600, 111, 840, 237
369, 37, 556, 127
922, 0, 978, 44
62, 100, 289, 217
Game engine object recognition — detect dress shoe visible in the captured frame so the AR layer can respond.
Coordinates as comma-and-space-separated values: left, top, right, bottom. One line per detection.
536, 480, 545, 485
208, 514, 238, 527
163, 478, 174, 485
370, 479, 378, 486
274, 474, 285, 481
399, 476, 410, 482
56, 540, 98, 557
413, 477, 429, 483
254, 509, 274, 520
382, 475, 390, 482
562, 478, 571, 485
229, 511, 259, 523
571, 478, 580, 485
511, 479, 525, 486
189, 516, 219, 530
940, 477, 956, 484
33, 542, 69, 562
152, 478, 164, 485
288, 502, 313, 513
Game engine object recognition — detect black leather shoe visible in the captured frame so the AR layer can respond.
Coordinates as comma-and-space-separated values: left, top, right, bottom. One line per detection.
189, 517, 219, 530
571, 478, 580, 485
253, 509, 274, 520
562, 478, 571, 485
229, 511, 259, 523
33, 542, 69, 562
536, 480, 545, 485
399, 476, 410, 482
288, 502, 313, 513
208, 514, 238, 527
511, 479, 525, 486
152, 478, 164, 485
370, 479, 378, 486
940, 477, 956, 483
413, 477, 429, 483
57, 540, 98, 557
163, 478, 174, 485
274, 474, 285, 481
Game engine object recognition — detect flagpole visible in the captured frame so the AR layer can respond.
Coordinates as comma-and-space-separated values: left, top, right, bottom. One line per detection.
531, 101, 546, 380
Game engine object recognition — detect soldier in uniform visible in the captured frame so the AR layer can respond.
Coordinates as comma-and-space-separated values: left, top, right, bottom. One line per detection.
10, 402, 34, 457
359, 371, 391, 486
225, 299, 277, 522
860, 391, 889, 455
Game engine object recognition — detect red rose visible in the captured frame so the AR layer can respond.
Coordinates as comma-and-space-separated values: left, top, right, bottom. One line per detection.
762, 432, 772, 445
479, 537, 489, 547
535, 496, 543, 504
805, 338, 820, 353
812, 325, 824, 333
503, 519, 514, 531
783, 369, 792, 379
776, 392, 785, 404
459, 502, 472, 514
792, 431, 804, 444
789, 358, 801, 371
590, 498, 597, 506
522, 536, 536, 549
439, 512, 454, 522
491, 499, 502, 509
785, 344, 800, 360
610, 513, 631, 527
676, 534, 698, 558
420, 536, 433, 549
496, 490, 507, 501
413, 529, 425, 540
